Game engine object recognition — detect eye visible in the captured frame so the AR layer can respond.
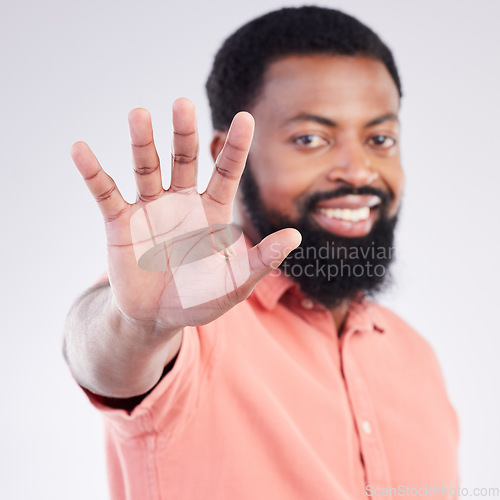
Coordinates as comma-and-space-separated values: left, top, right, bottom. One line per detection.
292, 134, 329, 149
368, 135, 396, 149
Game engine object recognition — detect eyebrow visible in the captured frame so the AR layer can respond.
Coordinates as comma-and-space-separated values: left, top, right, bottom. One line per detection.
285, 112, 399, 128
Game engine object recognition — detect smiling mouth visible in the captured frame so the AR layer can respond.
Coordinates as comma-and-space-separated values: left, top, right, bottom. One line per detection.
311, 194, 382, 237
315, 206, 371, 223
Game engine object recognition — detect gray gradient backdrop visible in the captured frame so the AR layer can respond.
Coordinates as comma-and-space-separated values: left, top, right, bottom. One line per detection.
1, 0, 499, 497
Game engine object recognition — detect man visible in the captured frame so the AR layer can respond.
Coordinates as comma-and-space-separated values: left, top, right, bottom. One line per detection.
65, 6, 459, 499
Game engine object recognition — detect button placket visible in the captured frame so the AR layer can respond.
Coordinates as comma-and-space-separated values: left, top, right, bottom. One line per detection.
361, 420, 372, 435
340, 330, 391, 488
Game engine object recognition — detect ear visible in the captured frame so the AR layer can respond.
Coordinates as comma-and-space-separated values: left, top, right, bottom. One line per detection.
210, 131, 228, 163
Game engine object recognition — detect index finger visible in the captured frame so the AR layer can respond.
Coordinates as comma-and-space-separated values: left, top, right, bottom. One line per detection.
203, 112, 254, 207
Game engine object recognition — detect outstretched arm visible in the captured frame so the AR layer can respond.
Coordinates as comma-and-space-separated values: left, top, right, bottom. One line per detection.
63, 99, 301, 399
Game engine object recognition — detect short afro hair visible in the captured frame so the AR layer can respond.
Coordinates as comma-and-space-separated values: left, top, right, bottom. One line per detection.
206, 6, 402, 131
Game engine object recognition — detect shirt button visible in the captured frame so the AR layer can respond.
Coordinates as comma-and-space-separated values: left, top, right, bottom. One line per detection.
361, 420, 372, 435
301, 298, 314, 310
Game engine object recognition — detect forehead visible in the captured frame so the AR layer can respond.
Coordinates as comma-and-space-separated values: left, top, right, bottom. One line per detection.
252, 55, 400, 124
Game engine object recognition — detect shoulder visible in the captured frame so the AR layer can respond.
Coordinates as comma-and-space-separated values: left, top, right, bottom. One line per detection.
361, 302, 454, 412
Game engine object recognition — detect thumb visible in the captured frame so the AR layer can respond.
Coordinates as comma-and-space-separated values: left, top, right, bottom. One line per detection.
224, 228, 301, 305
237, 228, 301, 292
252, 228, 302, 271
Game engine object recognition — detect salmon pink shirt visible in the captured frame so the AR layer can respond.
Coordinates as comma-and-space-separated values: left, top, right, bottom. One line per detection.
85, 271, 459, 499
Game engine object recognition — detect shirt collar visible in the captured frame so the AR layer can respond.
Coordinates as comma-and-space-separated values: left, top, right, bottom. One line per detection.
343, 298, 387, 334
250, 269, 297, 311
251, 271, 387, 334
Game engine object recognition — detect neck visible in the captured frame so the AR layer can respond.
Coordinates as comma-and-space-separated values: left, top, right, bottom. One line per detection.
330, 300, 350, 335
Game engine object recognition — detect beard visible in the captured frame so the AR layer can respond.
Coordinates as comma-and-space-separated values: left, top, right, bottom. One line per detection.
239, 164, 399, 308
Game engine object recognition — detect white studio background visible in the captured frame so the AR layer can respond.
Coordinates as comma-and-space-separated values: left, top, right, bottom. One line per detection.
1, 0, 498, 498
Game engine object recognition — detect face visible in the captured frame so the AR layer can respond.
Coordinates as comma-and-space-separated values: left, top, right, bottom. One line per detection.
242, 54, 403, 236
236, 55, 404, 307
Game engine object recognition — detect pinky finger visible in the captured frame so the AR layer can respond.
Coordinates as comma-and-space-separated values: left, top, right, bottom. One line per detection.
71, 141, 128, 222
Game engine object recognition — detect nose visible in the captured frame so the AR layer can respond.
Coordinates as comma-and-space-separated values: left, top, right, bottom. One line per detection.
326, 137, 378, 187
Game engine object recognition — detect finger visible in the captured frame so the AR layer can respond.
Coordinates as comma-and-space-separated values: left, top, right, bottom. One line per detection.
71, 141, 128, 222
204, 112, 254, 207
129, 108, 163, 201
230, 228, 302, 299
249, 228, 302, 275
170, 98, 198, 191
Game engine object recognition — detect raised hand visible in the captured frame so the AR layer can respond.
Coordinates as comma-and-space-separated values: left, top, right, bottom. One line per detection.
71, 98, 301, 334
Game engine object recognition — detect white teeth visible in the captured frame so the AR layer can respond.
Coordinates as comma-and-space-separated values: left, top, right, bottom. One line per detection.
317, 206, 370, 222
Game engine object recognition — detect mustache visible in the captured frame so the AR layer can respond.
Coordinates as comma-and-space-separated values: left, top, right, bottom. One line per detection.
305, 185, 392, 210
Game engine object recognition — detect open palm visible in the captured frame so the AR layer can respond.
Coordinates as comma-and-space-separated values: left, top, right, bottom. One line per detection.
71, 99, 300, 333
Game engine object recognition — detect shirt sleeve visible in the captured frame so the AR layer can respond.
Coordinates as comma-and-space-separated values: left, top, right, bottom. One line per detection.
80, 322, 220, 440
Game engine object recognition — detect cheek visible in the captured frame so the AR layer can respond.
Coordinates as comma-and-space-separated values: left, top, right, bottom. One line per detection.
249, 149, 315, 214
386, 167, 405, 217
257, 170, 315, 216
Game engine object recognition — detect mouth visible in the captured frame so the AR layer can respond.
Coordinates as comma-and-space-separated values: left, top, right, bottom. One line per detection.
312, 194, 381, 238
